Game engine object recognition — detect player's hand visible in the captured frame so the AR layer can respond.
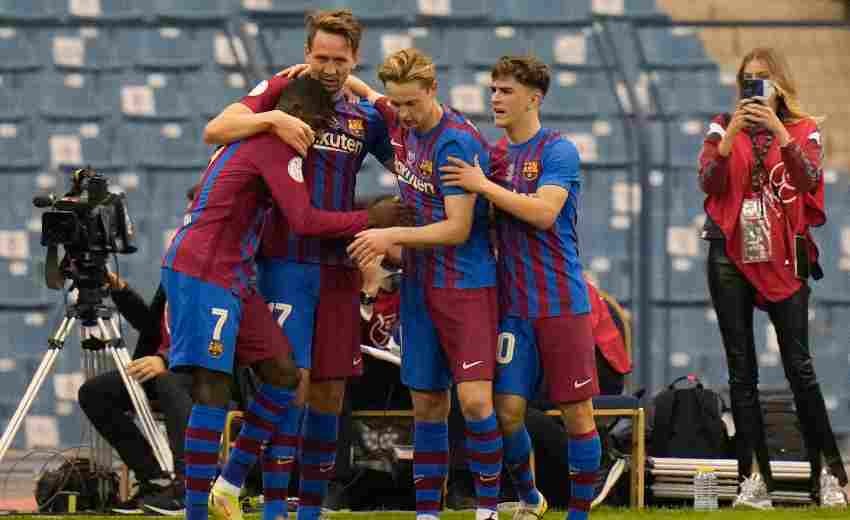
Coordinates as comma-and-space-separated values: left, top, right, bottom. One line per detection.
267, 110, 315, 156
276, 63, 312, 79
367, 196, 416, 228
440, 155, 488, 193
348, 228, 396, 267
127, 355, 166, 383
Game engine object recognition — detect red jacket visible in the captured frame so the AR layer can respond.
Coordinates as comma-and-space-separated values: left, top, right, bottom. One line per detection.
587, 281, 631, 375
698, 115, 825, 302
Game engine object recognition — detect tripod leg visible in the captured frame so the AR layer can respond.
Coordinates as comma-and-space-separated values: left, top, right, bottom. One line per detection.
0, 348, 61, 466
97, 319, 172, 475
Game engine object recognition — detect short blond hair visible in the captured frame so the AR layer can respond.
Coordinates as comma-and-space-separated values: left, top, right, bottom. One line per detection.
377, 48, 436, 88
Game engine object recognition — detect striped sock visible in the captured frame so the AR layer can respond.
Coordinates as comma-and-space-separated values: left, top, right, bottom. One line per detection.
184, 404, 227, 520
413, 421, 449, 519
566, 430, 601, 520
262, 405, 303, 520
296, 409, 338, 520
503, 426, 540, 505
465, 414, 503, 516
220, 384, 294, 488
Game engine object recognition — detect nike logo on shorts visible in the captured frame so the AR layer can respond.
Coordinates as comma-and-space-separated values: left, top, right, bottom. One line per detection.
462, 360, 483, 370
574, 378, 593, 389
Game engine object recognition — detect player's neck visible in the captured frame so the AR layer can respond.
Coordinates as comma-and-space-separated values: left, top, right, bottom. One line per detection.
505, 113, 541, 145
417, 102, 444, 134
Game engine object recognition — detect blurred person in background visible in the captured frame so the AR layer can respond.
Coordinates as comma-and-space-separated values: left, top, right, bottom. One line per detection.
698, 46, 847, 508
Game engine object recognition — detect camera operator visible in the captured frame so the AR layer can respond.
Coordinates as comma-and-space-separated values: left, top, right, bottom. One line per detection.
77, 183, 196, 516
698, 47, 847, 508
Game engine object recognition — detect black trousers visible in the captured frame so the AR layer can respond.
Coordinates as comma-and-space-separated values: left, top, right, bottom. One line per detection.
78, 370, 193, 481
706, 240, 846, 493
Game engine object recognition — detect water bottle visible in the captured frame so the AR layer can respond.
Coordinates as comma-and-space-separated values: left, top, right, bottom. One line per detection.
693, 466, 719, 511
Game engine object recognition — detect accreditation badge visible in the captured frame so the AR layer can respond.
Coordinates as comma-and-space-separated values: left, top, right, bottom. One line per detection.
740, 196, 772, 263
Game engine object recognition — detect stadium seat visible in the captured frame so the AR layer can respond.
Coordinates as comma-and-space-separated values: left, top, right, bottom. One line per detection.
530, 28, 607, 69
543, 72, 621, 118
260, 26, 307, 71
149, 169, 201, 226
0, 27, 41, 73
46, 121, 127, 172
496, 0, 592, 23
355, 156, 396, 199
343, 0, 414, 23
552, 119, 632, 167
463, 28, 528, 68
638, 27, 714, 68
667, 119, 705, 168
127, 122, 210, 169
0, 0, 61, 23
0, 257, 52, 306
0, 74, 32, 120
359, 27, 451, 70
117, 74, 192, 120
193, 69, 250, 118
0, 120, 42, 170
61, 0, 146, 24
42, 27, 122, 72
134, 28, 205, 71
415, 0, 489, 22
40, 72, 111, 120
152, 0, 236, 24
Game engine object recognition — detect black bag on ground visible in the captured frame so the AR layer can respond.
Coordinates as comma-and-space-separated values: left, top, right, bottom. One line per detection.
35, 457, 119, 512
649, 375, 729, 458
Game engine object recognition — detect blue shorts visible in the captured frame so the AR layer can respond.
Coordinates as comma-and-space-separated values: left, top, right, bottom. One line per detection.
162, 268, 291, 374
494, 314, 598, 403
257, 259, 362, 380
399, 278, 497, 392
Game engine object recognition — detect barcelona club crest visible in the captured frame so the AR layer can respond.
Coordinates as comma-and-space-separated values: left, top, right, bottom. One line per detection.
419, 160, 433, 178
348, 118, 365, 138
208, 339, 224, 358
522, 161, 539, 181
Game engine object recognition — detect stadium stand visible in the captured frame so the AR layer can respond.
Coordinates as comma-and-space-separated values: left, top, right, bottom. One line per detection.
0, 0, 848, 456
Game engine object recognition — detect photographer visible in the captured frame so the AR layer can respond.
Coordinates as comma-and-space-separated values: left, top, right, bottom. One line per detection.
698, 47, 847, 508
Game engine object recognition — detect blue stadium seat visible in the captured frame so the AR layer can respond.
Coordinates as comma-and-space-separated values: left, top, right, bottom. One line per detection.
416, 0, 489, 22
359, 27, 451, 70
649, 214, 708, 302
126, 122, 210, 170
40, 73, 111, 121
41, 27, 121, 72
193, 69, 250, 118
0, 120, 42, 170
652, 69, 734, 116
152, 0, 235, 24
0, 27, 41, 73
149, 170, 202, 227
343, 0, 414, 23
543, 72, 620, 118
61, 0, 146, 24
46, 121, 127, 172
0, 0, 61, 23
530, 28, 606, 69
260, 26, 307, 71
355, 156, 396, 199
117, 74, 192, 121
667, 119, 705, 168
0, 170, 59, 227
551, 119, 632, 167
0, 257, 52, 305
134, 28, 205, 71
463, 28, 528, 68
649, 306, 726, 387
638, 27, 713, 68
496, 0, 592, 23
0, 75, 29, 120
242, 0, 323, 18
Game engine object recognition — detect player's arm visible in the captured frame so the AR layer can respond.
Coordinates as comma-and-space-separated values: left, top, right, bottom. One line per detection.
254, 137, 370, 237
347, 142, 476, 265
345, 73, 384, 105
441, 140, 578, 230
203, 77, 315, 156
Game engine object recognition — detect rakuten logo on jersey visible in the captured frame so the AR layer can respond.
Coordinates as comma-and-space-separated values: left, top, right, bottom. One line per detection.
395, 157, 435, 195
313, 130, 364, 155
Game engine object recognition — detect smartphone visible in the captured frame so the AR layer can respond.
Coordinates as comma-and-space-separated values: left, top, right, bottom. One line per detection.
794, 234, 810, 280
741, 78, 775, 104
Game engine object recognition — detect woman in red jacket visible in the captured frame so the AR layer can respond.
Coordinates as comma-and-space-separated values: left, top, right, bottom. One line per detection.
698, 47, 847, 508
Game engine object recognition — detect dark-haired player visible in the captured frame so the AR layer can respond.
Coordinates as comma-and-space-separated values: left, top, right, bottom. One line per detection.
441, 55, 601, 520
161, 76, 397, 520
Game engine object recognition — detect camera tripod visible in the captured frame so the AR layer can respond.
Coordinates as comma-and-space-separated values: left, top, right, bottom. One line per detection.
0, 290, 172, 484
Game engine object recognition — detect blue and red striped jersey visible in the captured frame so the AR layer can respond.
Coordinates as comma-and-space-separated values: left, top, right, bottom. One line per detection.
241, 75, 393, 266
492, 128, 590, 317
163, 134, 369, 295
374, 97, 495, 289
